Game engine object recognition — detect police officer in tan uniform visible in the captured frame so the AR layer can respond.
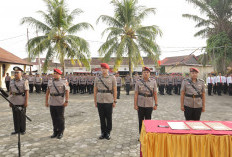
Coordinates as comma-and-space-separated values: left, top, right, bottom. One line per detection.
28, 73, 35, 93
94, 63, 117, 140
45, 68, 69, 139
134, 67, 158, 134
9, 67, 29, 135
35, 73, 42, 93
42, 73, 49, 93
181, 68, 206, 121
158, 74, 167, 95
125, 74, 132, 95
79, 73, 87, 94
115, 72, 122, 99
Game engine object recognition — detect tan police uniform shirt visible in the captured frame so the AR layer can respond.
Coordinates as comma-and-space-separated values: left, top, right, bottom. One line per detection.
48, 78, 69, 106
125, 76, 132, 85
42, 76, 49, 85
71, 75, 78, 85
9, 78, 29, 106
35, 76, 42, 85
181, 79, 205, 108
79, 76, 87, 85
28, 76, 35, 84
94, 75, 116, 103
158, 76, 167, 85
135, 78, 157, 108
116, 76, 122, 87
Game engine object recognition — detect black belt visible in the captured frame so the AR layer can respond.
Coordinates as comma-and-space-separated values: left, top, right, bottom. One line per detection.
138, 93, 153, 97
185, 94, 201, 98
50, 93, 64, 97
12, 93, 25, 96
98, 90, 112, 93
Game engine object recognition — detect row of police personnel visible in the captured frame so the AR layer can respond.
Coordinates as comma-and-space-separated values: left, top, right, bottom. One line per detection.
7, 65, 205, 140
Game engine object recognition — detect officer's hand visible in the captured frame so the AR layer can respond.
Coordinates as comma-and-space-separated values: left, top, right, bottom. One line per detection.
95, 103, 97, 108
153, 106, 157, 110
45, 103, 49, 107
112, 102, 116, 108
202, 107, 205, 112
24, 103, 28, 108
134, 105, 138, 110
181, 106, 185, 111
9, 103, 12, 107
63, 102, 68, 107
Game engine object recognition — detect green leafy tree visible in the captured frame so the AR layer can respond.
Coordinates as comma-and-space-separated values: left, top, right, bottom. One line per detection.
97, 0, 162, 76
21, 0, 93, 73
183, 0, 232, 39
206, 32, 232, 73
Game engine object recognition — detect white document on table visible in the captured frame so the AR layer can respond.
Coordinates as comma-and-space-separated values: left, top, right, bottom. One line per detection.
186, 122, 211, 130
205, 122, 232, 131
167, 122, 190, 130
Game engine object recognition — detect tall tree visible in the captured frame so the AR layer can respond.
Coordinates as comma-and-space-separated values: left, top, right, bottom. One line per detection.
183, 0, 232, 73
183, 0, 232, 39
97, 0, 162, 76
21, 0, 93, 73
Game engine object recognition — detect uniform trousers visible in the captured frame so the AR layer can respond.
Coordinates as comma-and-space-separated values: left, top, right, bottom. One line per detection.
177, 84, 181, 95
167, 84, 173, 95
208, 83, 213, 95
223, 83, 228, 94
217, 83, 223, 95
184, 106, 202, 121
12, 105, 26, 133
126, 84, 130, 95
72, 84, 77, 94
213, 84, 217, 94
69, 83, 73, 93
29, 84, 34, 93
228, 83, 232, 96
159, 84, 165, 95
138, 106, 153, 133
5, 81, 10, 92
35, 84, 41, 93
50, 106, 65, 134
117, 86, 121, 99
97, 103, 113, 135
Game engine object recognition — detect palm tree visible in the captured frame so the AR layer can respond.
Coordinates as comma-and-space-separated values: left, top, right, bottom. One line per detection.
21, 0, 93, 73
183, 0, 232, 73
182, 0, 232, 39
97, 0, 162, 76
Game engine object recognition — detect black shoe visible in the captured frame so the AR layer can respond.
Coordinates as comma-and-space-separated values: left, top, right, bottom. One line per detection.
99, 134, 105, 140
11, 131, 19, 135
20, 132, 26, 135
57, 133, 63, 139
51, 132, 58, 138
105, 133, 111, 140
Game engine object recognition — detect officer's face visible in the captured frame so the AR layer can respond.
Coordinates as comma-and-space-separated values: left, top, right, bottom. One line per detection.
142, 71, 150, 79
14, 71, 21, 79
190, 71, 198, 79
101, 68, 108, 74
53, 72, 61, 79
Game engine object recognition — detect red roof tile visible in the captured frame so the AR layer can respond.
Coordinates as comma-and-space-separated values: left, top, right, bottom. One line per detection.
161, 55, 199, 66
0, 47, 32, 65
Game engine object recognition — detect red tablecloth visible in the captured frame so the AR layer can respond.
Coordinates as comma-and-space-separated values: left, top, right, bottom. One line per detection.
144, 120, 232, 135
140, 120, 232, 157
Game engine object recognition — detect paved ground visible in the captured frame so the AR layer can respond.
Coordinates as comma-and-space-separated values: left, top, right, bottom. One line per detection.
0, 91, 231, 157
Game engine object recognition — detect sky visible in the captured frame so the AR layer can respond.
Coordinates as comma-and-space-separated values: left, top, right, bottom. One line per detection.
0, 0, 207, 60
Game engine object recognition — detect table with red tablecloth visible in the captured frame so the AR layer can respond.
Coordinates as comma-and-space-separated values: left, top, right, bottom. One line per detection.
140, 120, 232, 157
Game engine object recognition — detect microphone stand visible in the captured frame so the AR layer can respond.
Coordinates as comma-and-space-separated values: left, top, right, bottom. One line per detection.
0, 88, 32, 157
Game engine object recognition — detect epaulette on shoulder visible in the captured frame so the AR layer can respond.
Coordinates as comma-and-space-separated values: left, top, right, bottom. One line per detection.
198, 79, 204, 82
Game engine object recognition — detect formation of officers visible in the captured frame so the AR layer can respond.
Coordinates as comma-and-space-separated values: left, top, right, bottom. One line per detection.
4, 64, 232, 141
